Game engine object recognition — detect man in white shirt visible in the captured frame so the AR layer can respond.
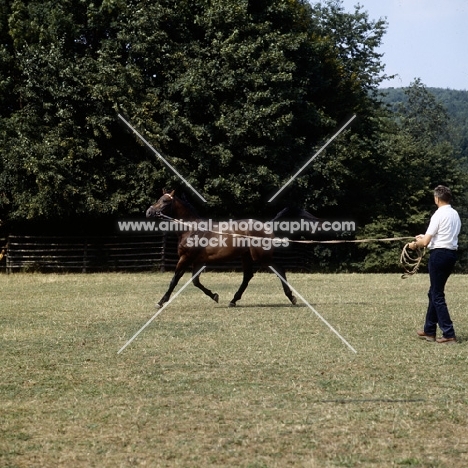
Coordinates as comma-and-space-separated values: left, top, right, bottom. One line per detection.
409, 185, 461, 344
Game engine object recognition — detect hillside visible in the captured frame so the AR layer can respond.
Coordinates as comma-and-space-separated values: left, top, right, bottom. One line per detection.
381, 87, 468, 116
380, 87, 468, 158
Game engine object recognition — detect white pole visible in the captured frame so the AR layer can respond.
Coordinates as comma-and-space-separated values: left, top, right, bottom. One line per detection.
268, 114, 357, 203
117, 266, 206, 354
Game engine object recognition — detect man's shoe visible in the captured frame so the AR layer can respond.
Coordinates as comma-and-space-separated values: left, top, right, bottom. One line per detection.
436, 336, 457, 344
416, 330, 436, 342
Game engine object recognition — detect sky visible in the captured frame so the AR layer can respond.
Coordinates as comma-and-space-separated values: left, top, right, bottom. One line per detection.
333, 0, 468, 90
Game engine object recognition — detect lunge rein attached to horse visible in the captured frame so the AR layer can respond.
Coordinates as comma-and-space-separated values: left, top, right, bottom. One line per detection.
156, 213, 425, 278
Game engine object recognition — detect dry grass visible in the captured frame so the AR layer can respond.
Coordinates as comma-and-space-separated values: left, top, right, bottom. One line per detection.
1, 271, 467, 467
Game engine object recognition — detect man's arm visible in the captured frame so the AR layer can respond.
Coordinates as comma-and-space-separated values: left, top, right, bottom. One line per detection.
409, 234, 432, 250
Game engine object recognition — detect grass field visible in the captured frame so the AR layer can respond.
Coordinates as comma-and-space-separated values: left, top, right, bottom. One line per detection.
1, 271, 467, 467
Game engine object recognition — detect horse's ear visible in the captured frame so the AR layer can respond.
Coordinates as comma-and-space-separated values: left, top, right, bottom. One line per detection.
169, 190, 175, 197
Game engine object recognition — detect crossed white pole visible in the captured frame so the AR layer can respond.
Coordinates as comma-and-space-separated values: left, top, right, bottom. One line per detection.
268, 115, 356, 203
117, 114, 358, 354
117, 266, 206, 354
269, 266, 357, 353
118, 265, 356, 354
118, 114, 207, 203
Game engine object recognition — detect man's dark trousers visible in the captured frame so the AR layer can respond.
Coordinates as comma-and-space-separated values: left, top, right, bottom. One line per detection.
424, 248, 457, 338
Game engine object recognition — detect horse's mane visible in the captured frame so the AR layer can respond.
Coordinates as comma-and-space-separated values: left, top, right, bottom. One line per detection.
174, 192, 202, 219
271, 206, 325, 240
271, 206, 321, 223
168, 192, 320, 226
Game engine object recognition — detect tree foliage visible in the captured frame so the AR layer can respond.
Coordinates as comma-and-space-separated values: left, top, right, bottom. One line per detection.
1, 1, 466, 272
357, 80, 467, 272
0, 0, 389, 224
382, 85, 468, 164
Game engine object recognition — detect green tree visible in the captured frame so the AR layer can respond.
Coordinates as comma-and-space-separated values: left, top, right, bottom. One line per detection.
381, 86, 468, 164
0, 0, 390, 226
114, 0, 389, 216
0, 0, 164, 223
0, 0, 16, 221
357, 80, 467, 272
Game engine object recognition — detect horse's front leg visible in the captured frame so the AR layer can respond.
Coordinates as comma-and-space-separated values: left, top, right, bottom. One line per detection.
157, 257, 189, 308
191, 264, 219, 303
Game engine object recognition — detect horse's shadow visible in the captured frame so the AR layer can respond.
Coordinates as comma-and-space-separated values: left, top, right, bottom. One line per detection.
215, 302, 307, 309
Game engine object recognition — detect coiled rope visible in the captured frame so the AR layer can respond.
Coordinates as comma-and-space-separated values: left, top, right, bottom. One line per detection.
399, 243, 426, 279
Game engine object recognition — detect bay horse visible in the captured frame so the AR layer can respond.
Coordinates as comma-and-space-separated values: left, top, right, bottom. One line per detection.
146, 190, 297, 307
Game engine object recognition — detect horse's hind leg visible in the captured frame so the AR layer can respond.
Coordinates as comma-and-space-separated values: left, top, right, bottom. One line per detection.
271, 263, 297, 305
192, 264, 219, 303
229, 253, 254, 307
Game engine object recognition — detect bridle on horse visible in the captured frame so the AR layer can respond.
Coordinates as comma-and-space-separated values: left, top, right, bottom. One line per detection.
153, 193, 174, 217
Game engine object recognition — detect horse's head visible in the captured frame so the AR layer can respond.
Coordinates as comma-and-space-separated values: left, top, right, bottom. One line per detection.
146, 190, 175, 218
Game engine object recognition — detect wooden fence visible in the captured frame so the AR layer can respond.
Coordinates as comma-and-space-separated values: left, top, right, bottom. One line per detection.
1, 234, 170, 273
0, 234, 313, 273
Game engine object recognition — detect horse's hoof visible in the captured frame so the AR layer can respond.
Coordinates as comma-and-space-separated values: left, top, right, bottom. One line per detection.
228, 302, 236, 307
290, 296, 297, 306
155, 303, 162, 309
213, 293, 219, 303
